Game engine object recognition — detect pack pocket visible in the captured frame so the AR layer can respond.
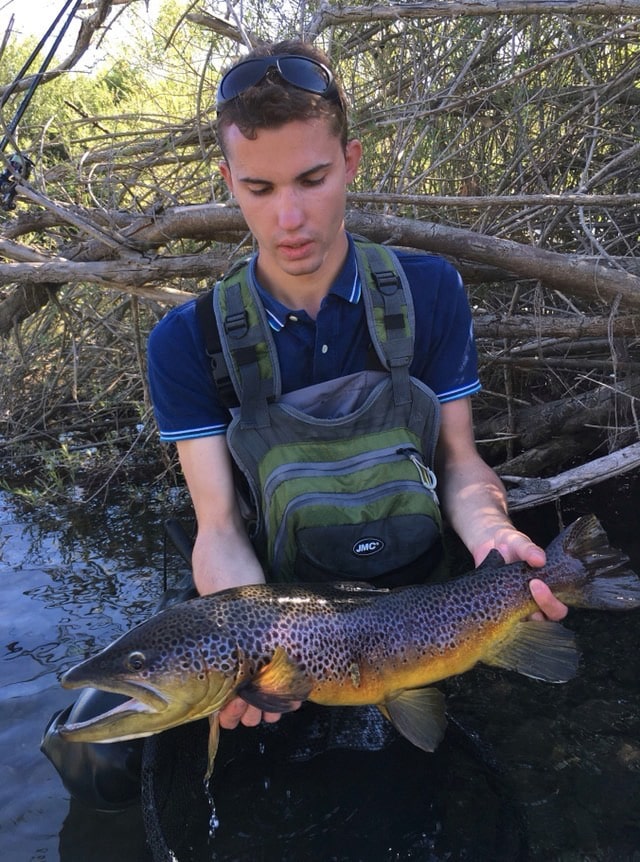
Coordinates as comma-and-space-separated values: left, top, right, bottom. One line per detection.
293, 508, 441, 581
266, 447, 441, 581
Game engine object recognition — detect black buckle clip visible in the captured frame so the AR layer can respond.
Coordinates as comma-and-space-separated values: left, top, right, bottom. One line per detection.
224, 310, 249, 339
373, 269, 400, 295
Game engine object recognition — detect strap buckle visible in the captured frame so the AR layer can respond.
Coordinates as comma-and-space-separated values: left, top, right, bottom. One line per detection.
224, 309, 249, 339
372, 269, 400, 295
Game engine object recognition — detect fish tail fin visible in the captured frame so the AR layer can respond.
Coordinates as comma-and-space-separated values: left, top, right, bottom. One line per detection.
556, 515, 640, 610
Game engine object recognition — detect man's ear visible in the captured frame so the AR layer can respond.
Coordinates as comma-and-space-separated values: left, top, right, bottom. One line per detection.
344, 139, 362, 184
219, 160, 233, 193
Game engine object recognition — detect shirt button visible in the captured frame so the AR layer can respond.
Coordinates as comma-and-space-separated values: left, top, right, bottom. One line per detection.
321, 344, 329, 354
289, 314, 298, 323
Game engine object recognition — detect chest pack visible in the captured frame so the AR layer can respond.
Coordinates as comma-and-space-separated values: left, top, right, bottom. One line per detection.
195, 239, 442, 584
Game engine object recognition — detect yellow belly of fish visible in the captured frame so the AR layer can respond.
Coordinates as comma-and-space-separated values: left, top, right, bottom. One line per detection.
308, 615, 525, 706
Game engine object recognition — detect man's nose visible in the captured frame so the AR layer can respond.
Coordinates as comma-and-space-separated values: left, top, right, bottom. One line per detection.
277, 188, 305, 230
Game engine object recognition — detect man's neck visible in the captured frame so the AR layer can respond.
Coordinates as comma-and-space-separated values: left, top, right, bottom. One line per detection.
255, 232, 350, 319
259, 277, 326, 319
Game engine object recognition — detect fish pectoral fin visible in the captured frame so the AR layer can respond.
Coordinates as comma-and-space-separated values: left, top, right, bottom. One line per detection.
379, 687, 447, 753
205, 713, 220, 784
485, 620, 579, 682
237, 645, 312, 713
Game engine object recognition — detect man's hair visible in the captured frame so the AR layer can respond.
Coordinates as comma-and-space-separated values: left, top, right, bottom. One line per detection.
215, 40, 349, 156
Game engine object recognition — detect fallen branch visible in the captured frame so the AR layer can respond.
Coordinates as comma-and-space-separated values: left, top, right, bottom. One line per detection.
503, 441, 640, 511
346, 210, 640, 309
0, 253, 227, 289
10, 201, 640, 306
493, 436, 591, 478
474, 313, 640, 339
309, 0, 640, 36
3, 201, 640, 335
476, 376, 640, 452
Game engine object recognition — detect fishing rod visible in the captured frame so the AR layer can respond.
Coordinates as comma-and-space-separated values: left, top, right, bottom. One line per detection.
0, 0, 82, 111
0, 0, 84, 208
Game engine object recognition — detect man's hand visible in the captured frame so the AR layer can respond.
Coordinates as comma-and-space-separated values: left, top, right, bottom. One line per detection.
479, 525, 569, 622
491, 526, 568, 621
528, 578, 568, 622
218, 697, 302, 729
472, 524, 568, 622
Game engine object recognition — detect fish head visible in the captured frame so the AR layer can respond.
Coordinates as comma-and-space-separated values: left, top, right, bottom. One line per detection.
58, 602, 241, 743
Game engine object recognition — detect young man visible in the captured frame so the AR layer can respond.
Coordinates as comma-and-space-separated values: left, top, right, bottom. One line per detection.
147, 40, 566, 729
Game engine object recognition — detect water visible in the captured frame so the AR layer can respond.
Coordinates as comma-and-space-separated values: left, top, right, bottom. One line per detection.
1, 480, 639, 861
0, 491, 181, 862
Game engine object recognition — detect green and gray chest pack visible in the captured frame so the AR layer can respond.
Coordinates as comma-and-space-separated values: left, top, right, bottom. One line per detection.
196, 239, 442, 585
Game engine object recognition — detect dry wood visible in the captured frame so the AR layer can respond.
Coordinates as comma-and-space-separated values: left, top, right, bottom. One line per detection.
349, 192, 640, 209
309, 0, 640, 34
496, 436, 593, 479
476, 376, 640, 452
2, 202, 638, 306
504, 442, 640, 511
346, 211, 640, 309
2, 1, 639, 503
474, 314, 640, 339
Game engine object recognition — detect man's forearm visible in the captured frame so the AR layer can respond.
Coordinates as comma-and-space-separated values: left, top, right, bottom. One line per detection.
439, 455, 514, 565
192, 523, 265, 595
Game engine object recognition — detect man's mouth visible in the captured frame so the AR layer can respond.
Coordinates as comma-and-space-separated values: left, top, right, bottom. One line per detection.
278, 240, 314, 261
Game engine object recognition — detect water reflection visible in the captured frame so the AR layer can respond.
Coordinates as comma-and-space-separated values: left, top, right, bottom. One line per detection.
0, 480, 639, 861
0, 489, 186, 862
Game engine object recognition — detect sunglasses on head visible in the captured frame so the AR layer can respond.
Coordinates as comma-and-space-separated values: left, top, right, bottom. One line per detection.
216, 54, 342, 110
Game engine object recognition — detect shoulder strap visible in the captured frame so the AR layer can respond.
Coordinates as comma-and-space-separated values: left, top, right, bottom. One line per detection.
354, 240, 415, 406
213, 261, 281, 429
195, 240, 415, 417
194, 288, 238, 410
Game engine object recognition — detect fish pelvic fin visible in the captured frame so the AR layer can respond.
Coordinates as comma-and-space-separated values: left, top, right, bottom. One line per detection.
485, 620, 579, 682
205, 712, 220, 784
379, 687, 447, 753
236, 645, 312, 713
554, 515, 640, 611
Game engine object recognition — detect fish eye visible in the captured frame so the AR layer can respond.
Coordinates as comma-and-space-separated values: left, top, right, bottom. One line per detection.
126, 651, 146, 671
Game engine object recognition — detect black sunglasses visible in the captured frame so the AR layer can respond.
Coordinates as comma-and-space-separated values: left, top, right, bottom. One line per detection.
216, 54, 342, 110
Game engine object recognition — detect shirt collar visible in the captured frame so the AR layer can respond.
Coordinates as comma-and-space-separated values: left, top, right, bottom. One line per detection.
249, 233, 360, 332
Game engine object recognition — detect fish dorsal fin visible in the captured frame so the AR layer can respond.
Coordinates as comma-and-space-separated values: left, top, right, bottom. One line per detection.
331, 581, 391, 595
476, 548, 507, 573
236, 645, 312, 712
379, 687, 447, 752
558, 513, 600, 559
484, 620, 579, 682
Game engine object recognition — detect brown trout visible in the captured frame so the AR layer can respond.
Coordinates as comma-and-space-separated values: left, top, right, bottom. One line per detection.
59, 515, 639, 776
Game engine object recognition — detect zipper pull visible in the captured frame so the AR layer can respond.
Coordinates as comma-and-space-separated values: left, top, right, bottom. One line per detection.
399, 448, 439, 493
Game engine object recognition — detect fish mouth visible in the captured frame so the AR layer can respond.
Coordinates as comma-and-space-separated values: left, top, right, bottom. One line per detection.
58, 672, 172, 742
61, 666, 170, 712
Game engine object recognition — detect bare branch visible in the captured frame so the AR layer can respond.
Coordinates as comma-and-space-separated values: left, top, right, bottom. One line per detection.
308, 0, 640, 37
0, 0, 120, 98
504, 441, 640, 510
186, 11, 266, 47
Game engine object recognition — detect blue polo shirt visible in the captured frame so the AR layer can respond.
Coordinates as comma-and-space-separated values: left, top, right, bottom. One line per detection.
148, 235, 480, 442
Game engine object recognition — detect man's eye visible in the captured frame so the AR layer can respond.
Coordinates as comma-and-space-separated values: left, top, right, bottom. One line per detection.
303, 177, 325, 187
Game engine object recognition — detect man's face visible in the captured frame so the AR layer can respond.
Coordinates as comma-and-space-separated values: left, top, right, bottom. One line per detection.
219, 118, 361, 295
